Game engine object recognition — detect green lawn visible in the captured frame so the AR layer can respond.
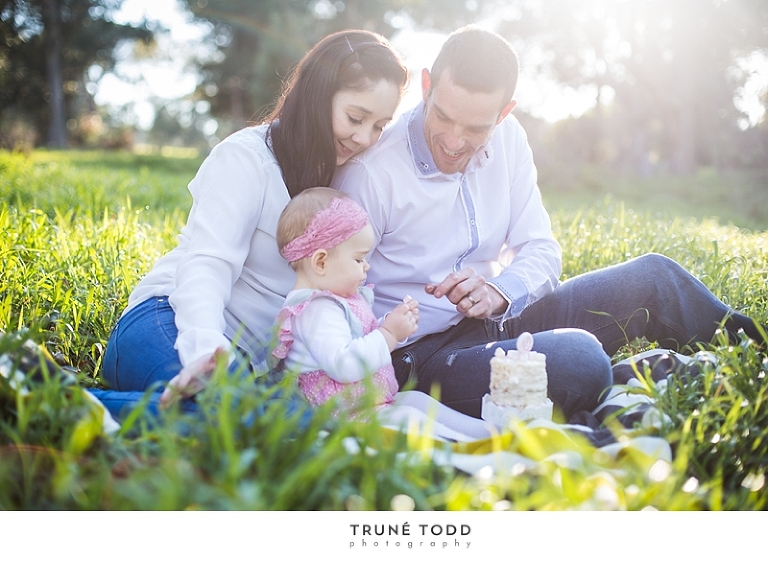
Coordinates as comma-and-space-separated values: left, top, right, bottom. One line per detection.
540, 164, 768, 232
1, 149, 766, 510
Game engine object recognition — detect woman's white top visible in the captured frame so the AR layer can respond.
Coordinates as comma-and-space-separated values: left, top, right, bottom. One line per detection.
125, 125, 296, 369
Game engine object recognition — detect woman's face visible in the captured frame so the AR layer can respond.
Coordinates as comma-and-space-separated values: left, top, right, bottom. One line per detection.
331, 79, 401, 166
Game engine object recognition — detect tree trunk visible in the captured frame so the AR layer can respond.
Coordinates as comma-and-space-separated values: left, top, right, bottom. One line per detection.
44, 0, 67, 148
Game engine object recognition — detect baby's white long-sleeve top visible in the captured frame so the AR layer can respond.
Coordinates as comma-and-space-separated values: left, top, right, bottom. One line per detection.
281, 295, 392, 382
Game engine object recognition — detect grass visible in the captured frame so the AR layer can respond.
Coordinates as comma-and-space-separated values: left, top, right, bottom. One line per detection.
1, 148, 767, 510
540, 164, 768, 233
0, 149, 199, 217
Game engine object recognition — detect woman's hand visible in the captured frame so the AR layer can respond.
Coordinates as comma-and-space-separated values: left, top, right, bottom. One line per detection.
380, 296, 419, 350
159, 347, 228, 409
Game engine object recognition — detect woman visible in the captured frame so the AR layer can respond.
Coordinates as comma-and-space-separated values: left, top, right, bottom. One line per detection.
92, 30, 409, 418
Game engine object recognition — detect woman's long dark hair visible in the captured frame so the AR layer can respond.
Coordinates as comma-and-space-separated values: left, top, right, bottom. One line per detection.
265, 30, 408, 198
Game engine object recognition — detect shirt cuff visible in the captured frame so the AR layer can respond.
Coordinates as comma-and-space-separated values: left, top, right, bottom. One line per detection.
174, 327, 234, 368
487, 273, 529, 321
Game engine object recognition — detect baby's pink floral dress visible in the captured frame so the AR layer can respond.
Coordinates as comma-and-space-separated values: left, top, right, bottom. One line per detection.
272, 287, 398, 413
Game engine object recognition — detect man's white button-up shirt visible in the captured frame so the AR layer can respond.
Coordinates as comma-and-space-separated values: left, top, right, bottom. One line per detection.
332, 102, 562, 345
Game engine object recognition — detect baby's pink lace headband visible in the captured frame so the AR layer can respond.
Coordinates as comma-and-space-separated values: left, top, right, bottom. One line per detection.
281, 197, 369, 263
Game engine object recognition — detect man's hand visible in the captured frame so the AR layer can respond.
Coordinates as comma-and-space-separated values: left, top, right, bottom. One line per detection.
159, 347, 228, 409
425, 269, 507, 319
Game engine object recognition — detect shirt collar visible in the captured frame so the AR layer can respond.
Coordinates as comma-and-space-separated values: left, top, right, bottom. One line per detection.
406, 101, 494, 179
407, 102, 442, 178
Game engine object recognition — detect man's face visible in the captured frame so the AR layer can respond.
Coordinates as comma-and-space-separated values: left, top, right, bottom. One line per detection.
421, 68, 515, 174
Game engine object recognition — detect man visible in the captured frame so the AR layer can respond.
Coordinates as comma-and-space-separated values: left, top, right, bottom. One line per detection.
332, 26, 764, 419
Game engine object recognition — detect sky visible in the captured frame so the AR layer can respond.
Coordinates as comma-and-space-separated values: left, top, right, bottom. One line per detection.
101, 0, 766, 131
97, 0, 210, 128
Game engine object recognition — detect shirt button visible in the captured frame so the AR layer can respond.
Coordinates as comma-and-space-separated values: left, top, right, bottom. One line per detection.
470, 220, 476, 226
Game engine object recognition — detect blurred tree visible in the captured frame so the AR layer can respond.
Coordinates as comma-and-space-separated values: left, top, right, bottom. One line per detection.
175, 0, 766, 172
0, 0, 151, 148
497, 0, 768, 173
178, 0, 489, 135
148, 100, 212, 152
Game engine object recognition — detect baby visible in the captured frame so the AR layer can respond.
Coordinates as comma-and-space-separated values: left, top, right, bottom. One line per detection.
272, 187, 495, 442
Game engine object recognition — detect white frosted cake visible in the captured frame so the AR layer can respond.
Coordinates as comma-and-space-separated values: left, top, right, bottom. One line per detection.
481, 332, 553, 426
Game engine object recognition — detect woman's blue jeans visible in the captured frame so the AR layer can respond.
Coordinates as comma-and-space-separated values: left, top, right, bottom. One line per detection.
91, 297, 253, 421
101, 297, 185, 392
392, 253, 763, 420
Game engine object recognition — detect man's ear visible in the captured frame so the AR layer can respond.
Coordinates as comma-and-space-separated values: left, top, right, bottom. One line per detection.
421, 68, 432, 101
309, 249, 328, 275
497, 100, 517, 124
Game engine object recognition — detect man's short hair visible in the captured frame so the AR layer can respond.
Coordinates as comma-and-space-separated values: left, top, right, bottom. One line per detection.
430, 26, 519, 106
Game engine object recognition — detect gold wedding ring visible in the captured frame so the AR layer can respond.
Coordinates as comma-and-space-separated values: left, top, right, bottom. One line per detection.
467, 295, 477, 306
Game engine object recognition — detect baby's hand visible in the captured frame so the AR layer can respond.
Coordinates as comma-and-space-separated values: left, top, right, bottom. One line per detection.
380, 296, 419, 349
